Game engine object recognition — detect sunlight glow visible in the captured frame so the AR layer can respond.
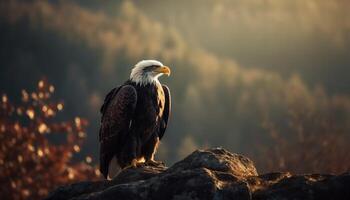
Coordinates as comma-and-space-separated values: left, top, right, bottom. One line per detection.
2, 94, 7, 103
38, 123, 47, 134
57, 103, 63, 111
26, 109, 35, 120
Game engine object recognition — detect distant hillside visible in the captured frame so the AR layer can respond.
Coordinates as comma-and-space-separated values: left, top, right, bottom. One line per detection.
135, 0, 350, 95
0, 0, 349, 172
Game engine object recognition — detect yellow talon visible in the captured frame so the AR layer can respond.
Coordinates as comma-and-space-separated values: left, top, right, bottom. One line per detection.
125, 157, 146, 169
131, 158, 138, 168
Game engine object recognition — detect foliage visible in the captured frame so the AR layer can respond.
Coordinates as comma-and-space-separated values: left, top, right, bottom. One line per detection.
252, 78, 350, 174
0, 80, 100, 200
1, 0, 350, 176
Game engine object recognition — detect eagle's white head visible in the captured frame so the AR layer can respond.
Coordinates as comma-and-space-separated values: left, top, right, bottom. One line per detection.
130, 60, 171, 86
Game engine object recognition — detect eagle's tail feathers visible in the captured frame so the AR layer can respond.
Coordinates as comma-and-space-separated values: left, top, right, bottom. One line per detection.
107, 156, 121, 180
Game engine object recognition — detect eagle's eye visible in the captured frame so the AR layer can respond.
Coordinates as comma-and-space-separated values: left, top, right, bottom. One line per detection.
143, 65, 159, 72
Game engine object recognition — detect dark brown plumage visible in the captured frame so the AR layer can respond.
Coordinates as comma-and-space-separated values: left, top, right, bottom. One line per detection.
99, 60, 171, 179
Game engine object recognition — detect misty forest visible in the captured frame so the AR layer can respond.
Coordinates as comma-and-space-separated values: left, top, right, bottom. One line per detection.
0, 1, 349, 199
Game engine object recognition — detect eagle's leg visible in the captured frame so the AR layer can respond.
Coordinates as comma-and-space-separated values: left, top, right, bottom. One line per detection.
124, 157, 145, 169
123, 136, 145, 169
130, 158, 138, 168
143, 136, 164, 166
121, 135, 137, 168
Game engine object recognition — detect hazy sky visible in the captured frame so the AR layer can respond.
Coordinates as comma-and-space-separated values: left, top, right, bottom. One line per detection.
135, 0, 350, 94
0, 0, 349, 166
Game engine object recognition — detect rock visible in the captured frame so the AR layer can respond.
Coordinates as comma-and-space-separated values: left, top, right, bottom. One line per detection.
45, 148, 350, 200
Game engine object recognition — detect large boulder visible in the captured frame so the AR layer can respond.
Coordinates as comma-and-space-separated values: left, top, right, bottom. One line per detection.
46, 148, 350, 200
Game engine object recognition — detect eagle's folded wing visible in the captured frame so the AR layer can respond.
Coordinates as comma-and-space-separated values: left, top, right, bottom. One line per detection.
99, 85, 137, 178
159, 85, 171, 140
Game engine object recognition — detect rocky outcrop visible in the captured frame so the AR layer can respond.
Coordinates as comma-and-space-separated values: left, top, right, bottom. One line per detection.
46, 148, 350, 200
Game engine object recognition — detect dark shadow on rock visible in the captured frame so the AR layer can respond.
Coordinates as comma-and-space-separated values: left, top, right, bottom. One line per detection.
45, 148, 350, 200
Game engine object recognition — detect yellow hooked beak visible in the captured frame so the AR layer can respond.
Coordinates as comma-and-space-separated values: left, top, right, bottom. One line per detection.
154, 66, 171, 76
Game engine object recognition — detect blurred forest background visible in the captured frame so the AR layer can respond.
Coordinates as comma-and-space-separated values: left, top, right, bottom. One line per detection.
0, 0, 349, 199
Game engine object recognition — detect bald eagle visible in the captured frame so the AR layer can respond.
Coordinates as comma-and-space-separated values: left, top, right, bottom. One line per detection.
99, 60, 171, 179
